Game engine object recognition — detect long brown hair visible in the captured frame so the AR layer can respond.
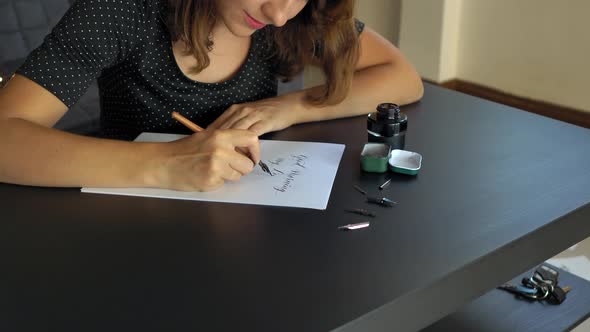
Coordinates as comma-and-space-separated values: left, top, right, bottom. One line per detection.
167, 0, 360, 106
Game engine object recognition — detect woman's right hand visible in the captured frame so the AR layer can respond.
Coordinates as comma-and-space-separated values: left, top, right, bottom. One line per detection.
150, 129, 260, 192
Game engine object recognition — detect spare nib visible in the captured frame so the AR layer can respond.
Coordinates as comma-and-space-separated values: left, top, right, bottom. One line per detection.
366, 196, 397, 207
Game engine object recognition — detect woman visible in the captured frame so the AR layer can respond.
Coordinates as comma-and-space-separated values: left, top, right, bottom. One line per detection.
0, 0, 423, 191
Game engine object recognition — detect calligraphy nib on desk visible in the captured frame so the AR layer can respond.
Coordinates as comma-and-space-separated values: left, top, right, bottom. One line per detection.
367, 196, 397, 207
258, 160, 273, 176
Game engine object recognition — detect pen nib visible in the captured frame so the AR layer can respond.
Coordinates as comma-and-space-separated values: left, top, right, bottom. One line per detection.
258, 160, 273, 176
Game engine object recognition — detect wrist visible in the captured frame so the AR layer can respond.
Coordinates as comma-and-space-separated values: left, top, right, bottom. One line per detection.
136, 142, 170, 188
287, 90, 321, 125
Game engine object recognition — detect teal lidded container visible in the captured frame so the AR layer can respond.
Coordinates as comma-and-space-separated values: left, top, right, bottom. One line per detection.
389, 149, 422, 175
361, 143, 391, 173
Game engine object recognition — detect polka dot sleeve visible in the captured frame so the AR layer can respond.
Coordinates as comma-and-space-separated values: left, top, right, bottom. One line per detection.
17, 0, 146, 108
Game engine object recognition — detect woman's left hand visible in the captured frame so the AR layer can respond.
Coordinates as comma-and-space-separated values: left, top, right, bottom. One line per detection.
208, 95, 304, 136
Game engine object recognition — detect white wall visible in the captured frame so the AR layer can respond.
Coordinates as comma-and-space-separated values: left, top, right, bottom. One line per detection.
355, 0, 401, 45
397, 0, 462, 82
399, 0, 590, 112
439, 0, 461, 82
398, 0, 445, 82
457, 0, 590, 111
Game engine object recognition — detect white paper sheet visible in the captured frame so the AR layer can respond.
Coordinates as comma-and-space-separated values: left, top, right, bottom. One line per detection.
82, 133, 345, 210
546, 256, 590, 282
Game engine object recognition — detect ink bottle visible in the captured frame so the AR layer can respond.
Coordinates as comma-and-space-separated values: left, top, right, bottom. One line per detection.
367, 103, 407, 150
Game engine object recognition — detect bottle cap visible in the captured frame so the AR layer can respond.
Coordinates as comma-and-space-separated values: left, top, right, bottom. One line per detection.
368, 103, 407, 137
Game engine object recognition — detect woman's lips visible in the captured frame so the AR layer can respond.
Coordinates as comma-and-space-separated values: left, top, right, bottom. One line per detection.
244, 11, 267, 29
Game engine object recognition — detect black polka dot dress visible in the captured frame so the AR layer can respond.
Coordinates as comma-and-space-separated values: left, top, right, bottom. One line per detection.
18, 0, 364, 140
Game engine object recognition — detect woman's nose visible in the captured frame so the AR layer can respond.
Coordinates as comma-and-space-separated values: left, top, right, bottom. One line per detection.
261, 1, 290, 27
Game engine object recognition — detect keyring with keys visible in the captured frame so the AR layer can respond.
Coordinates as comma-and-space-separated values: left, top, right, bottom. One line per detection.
522, 277, 552, 300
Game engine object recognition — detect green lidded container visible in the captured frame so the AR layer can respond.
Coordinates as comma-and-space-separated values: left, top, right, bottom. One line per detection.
361, 143, 391, 173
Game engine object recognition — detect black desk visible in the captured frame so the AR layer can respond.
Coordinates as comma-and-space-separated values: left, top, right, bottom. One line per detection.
2, 83, 589, 332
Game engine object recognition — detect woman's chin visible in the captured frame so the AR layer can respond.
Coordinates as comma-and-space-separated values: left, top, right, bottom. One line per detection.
231, 26, 258, 37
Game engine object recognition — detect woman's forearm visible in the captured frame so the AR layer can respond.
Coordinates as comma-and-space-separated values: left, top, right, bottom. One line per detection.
0, 118, 161, 188
294, 62, 424, 124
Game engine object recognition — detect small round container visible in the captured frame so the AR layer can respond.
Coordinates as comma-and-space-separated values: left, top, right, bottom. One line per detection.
361, 143, 391, 173
389, 149, 422, 175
